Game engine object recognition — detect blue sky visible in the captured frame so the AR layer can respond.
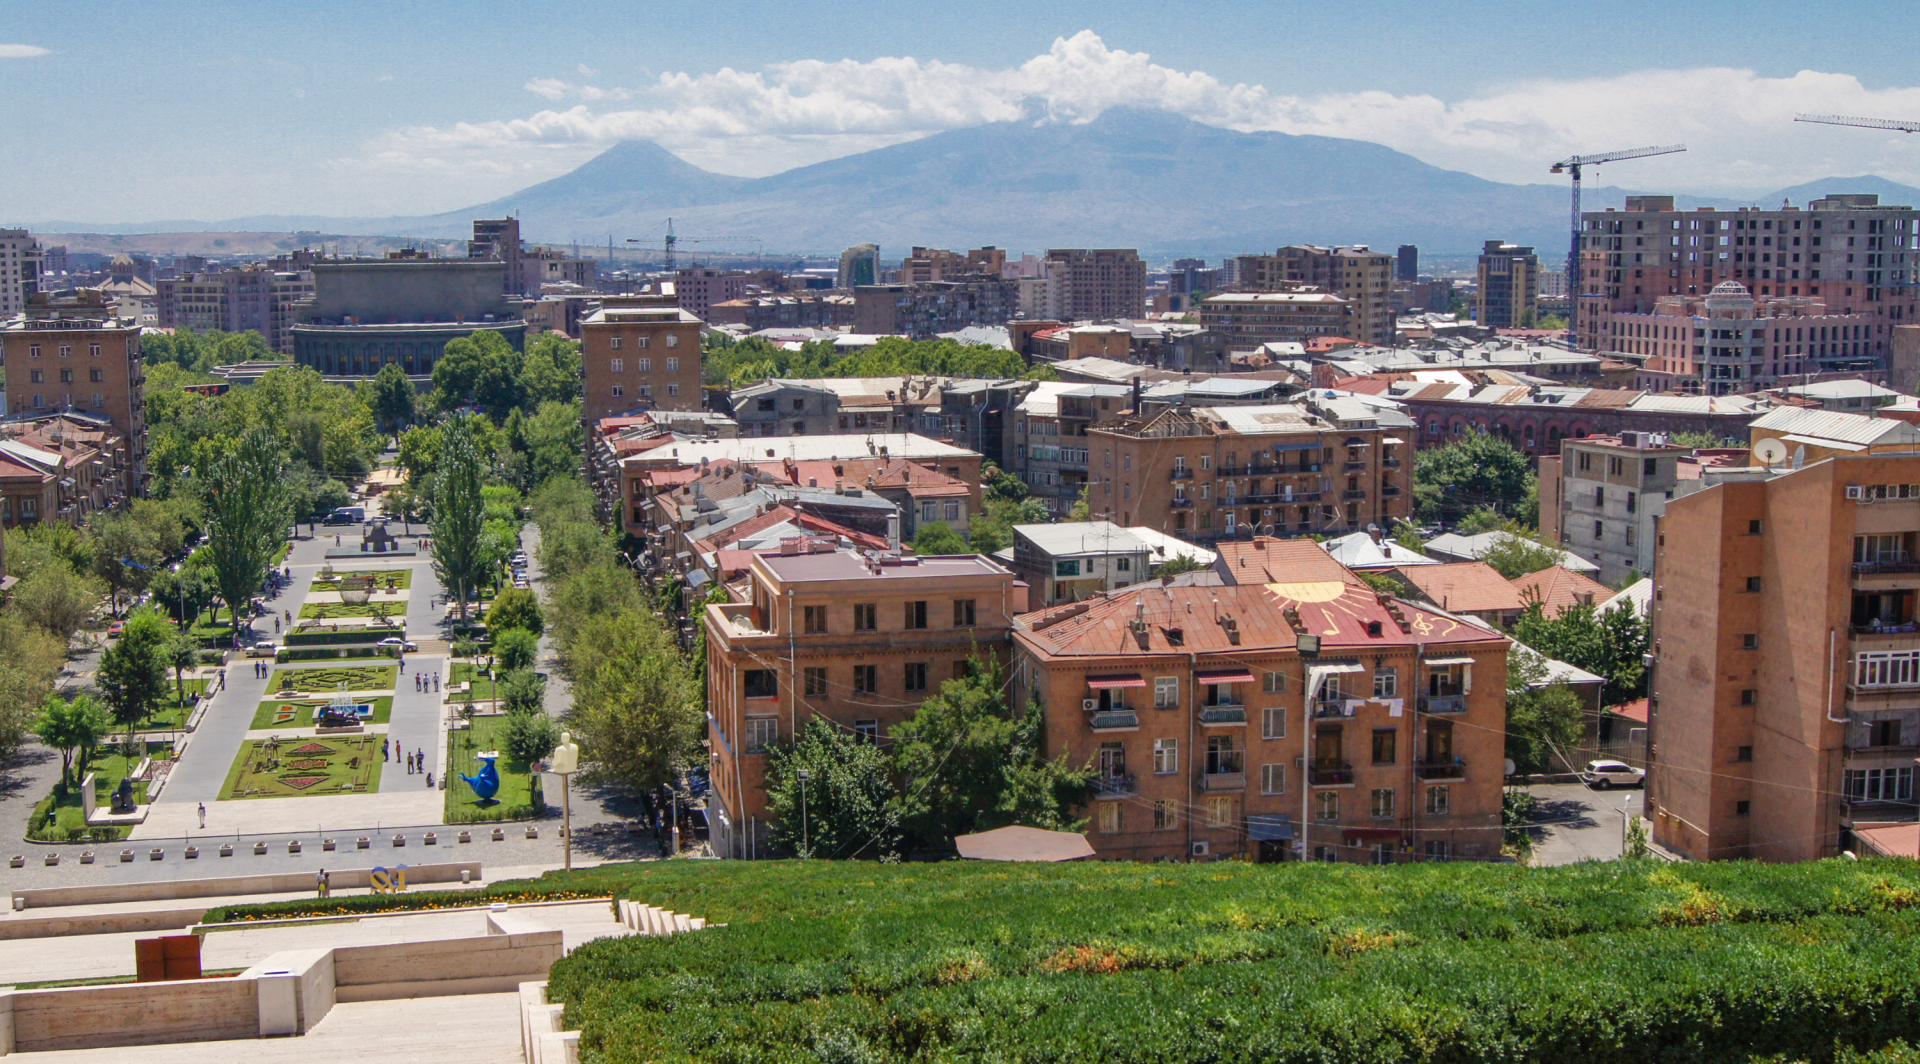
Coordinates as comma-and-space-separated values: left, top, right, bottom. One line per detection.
4, 0, 1920, 223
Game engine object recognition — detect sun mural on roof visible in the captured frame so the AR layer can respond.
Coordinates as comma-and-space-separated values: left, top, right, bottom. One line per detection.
1263, 581, 1346, 604
1264, 581, 1465, 639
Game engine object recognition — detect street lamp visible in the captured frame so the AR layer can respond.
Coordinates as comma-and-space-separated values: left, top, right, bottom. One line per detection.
549, 731, 580, 871
795, 768, 810, 859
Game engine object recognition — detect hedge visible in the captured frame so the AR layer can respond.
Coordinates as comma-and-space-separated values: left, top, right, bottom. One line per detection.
511, 857, 1920, 1064
201, 881, 610, 924
285, 629, 403, 647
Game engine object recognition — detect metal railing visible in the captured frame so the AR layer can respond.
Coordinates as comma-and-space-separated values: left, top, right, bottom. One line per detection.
1308, 760, 1354, 786
1169, 467, 1195, 480
1089, 710, 1139, 731
1200, 770, 1247, 792
1420, 695, 1467, 714
1415, 758, 1466, 780
1852, 622, 1920, 636
1854, 558, 1920, 575
1197, 706, 1246, 725
1092, 772, 1138, 797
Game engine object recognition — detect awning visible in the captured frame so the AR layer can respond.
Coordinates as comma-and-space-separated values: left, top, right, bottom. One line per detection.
1086, 673, 1147, 689
1423, 657, 1476, 666
1382, 436, 1406, 444
1247, 814, 1293, 841
1195, 669, 1256, 685
1343, 437, 1368, 447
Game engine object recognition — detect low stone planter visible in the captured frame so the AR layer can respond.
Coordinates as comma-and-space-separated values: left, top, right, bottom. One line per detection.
424, 832, 437, 845
254, 842, 268, 855
8, 855, 22, 868
149, 848, 163, 861
356, 837, 370, 849
185, 846, 198, 859
119, 850, 133, 863
323, 838, 336, 851
288, 840, 301, 854
491, 828, 505, 841
43, 852, 58, 866
392, 834, 405, 847
219, 843, 234, 856
526, 827, 539, 839
80, 851, 94, 864
458, 830, 472, 843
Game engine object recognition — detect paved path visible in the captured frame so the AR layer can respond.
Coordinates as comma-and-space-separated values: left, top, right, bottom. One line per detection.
1525, 781, 1644, 865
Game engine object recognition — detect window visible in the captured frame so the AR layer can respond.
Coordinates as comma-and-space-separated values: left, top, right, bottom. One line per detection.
803, 668, 828, 698
28, 369, 42, 383
1370, 788, 1395, 819
1423, 840, 1449, 862
1745, 576, 1762, 593
904, 662, 929, 693
57, 369, 70, 383
1371, 729, 1396, 765
1153, 738, 1178, 775
1097, 802, 1122, 834
1425, 785, 1449, 815
665, 357, 679, 372
853, 665, 877, 695
803, 606, 827, 634
1742, 633, 1759, 650
942, 501, 961, 522
1594, 520, 1604, 541
26, 344, 36, 358
743, 669, 777, 699
1153, 800, 1176, 830
1261, 762, 1286, 794
1154, 676, 1179, 708
745, 717, 778, 753
1261, 706, 1286, 739
57, 345, 69, 357
1740, 689, 1756, 705
89, 368, 101, 382
610, 384, 624, 398
953, 599, 975, 627
1736, 745, 1753, 762
1870, 718, 1904, 747
854, 719, 879, 742
665, 334, 679, 348
638, 358, 651, 372
666, 383, 679, 397
1315, 792, 1339, 821
1206, 796, 1232, 828
1262, 671, 1285, 693
854, 603, 877, 631
611, 358, 623, 373
920, 501, 937, 522
636, 337, 649, 349
1054, 559, 1080, 578
1749, 520, 1764, 535
610, 336, 622, 350
1735, 800, 1751, 817
904, 600, 927, 629
1845, 766, 1914, 802
1372, 668, 1397, 699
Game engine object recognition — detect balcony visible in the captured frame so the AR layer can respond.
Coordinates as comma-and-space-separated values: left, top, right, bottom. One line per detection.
1344, 461, 1367, 472
1343, 490, 1368, 501
1089, 710, 1139, 731
1382, 486, 1401, 498
1197, 706, 1246, 725
1381, 458, 1402, 469
1170, 497, 1194, 509
1313, 698, 1354, 719
1092, 772, 1137, 798
1853, 558, 1920, 576
1852, 622, 1920, 637
1169, 467, 1195, 480
1200, 770, 1247, 792
1420, 695, 1467, 714
1415, 758, 1466, 780
1308, 760, 1355, 786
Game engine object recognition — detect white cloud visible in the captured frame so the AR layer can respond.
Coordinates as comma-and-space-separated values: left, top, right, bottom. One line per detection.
367, 32, 1920, 195
577, 64, 598, 78
0, 44, 49, 58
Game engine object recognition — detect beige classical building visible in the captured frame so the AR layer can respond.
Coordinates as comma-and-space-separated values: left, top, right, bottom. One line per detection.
579, 293, 705, 424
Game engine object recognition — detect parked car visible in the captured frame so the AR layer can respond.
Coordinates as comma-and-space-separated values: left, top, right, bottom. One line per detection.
377, 637, 419, 653
247, 642, 278, 658
107, 620, 124, 638
1580, 759, 1646, 789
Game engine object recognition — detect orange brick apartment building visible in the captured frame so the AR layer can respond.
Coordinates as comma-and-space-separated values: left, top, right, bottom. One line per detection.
579, 293, 704, 426
0, 290, 147, 489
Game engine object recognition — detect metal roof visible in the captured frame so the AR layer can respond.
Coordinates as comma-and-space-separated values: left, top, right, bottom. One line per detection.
1749, 405, 1920, 447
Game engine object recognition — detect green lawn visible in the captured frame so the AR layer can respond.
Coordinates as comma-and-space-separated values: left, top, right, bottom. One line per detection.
26, 742, 173, 841
316, 569, 412, 590
299, 600, 406, 621
249, 695, 394, 730
444, 714, 543, 822
267, 663, 398, 694
138, 677, 211, 729
449, 662, 499, 702
219, 734, 382, 800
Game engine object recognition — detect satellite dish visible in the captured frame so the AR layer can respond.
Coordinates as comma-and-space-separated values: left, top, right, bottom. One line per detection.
1753, 438, 1788, 467
1503, 758, 1518, 778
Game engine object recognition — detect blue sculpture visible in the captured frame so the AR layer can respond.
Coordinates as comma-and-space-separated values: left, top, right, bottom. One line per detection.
461, 754, 501, 800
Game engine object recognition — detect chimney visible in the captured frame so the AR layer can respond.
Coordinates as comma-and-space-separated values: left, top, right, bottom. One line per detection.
1131, 376, 1142, 410
887, 511, 900, 551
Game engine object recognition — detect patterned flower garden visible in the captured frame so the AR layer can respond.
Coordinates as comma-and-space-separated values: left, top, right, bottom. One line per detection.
220, 734, 384, 799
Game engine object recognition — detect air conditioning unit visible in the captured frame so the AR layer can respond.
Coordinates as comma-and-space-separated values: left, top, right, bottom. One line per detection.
1190, 841, 1210, 858
1847, 485, 1865, 500
1082, 699, 1099, 712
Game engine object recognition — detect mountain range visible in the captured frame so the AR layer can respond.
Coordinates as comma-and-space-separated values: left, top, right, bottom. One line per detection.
33, 109, 1920, 258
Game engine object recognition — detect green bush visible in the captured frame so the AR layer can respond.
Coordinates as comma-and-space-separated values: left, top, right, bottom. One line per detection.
284, 629, 399, 647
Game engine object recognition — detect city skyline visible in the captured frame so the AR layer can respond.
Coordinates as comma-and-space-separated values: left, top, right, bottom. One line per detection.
3, 1, 1920, 224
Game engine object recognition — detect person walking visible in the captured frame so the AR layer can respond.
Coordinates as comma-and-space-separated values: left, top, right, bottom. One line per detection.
416, 748, 424, 773
382, 738, 390, 762
197, 803, 206, 829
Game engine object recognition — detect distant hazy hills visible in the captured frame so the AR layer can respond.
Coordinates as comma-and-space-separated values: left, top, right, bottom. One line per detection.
35, 108, 1920, 258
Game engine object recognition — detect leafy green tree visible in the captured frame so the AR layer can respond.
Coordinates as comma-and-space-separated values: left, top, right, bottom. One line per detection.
200, 428, 292, 631
488, 587, 544, 638
1455, 507, 1510, 535
0, 613, 65, 761
1477, 532, 1567, 580
1505, 649, 1586, 775
1391, 520, 1426, 554
8, 522, 96, 581
397, 425, 443, 485
33, 693, 110, 791
1667, 430, 1728, 449
1361, 571, 1408, 597
507, 400, 585, 490
127, 497, 192, 560
494, 627, 539, 673
1511, 598, 1650, 705
1067, 486, 1092, 521
913, 522, 969, 556
983, 463, 1029, 504
765, 720, 901, 859
889, 662, 1092, 849
87, 511, 161, 616
430, 419, 489, 622
98, 611, 171, 743
499, 667, 546, 715
364, 362, 417, 437
566, 609, 702, 794
519, 333, 582, 407
167, 631, 197, 710
1413, 431, 1536, 525
433, 331, 522, 417
11, 562, 104, 639
148, 566, 213, 628
1155, 553, 1210, 577
504, 708, 561, 766
534, 518, 610, 586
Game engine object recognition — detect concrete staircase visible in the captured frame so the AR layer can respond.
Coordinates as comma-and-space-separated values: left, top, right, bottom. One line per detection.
615, 898, 706, 936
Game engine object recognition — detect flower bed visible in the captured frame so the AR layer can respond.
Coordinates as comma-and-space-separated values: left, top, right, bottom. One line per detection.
219, 734, 382, 800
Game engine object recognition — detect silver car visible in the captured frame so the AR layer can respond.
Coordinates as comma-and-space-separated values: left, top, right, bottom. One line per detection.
1581, 759, 1646, 790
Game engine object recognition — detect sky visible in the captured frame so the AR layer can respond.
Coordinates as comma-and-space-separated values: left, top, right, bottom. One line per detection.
5, 0, 1920, 225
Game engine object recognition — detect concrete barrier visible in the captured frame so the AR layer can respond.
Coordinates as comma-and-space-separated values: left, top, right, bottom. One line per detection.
9, 861, 484, 910
519, 981, 580, 1064
0, 906, 209, 940
2, 975, 258, 1053
332, 926, 562, 1002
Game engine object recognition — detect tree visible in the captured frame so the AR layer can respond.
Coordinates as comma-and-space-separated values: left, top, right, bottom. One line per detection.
98, 611, 171, 744
1361, 571, 1408, 598
1668, 430, 1728, 449
565, 610, 701, 794
148, 566, 213, 628
12, 563, 104, 639
0, 613, 64, 761
396, 425, 443, 485
765, 720, 901, 859
983, 463, 1029, 504
1505, 648, 1586, 776
1391, 520, 1427, 554
912, 522, 969, 557
1155, 553, 1210, 577
504, 709, 561, 766
1455, 507, 1510, 535
200, 428, 292, 632
1067, 486, 1092, 521
430, 419, 489, 622
168, 631, 197, 710
488, 587, 544, 638
508, 400, 585, 490
494, 627, 539, 673
889, 662, 1092, 849
499, 667, 546, 716
1510, 598, 1650, 706
364, 362, 417, 437
1477, 532, 1567, 580
88, 510, 161, 616
33, 693, 109, 791
535, 518, 610, 586
1413, 432, 1536, 526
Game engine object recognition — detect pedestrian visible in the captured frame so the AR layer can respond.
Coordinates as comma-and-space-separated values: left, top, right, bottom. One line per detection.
409, 752, 417, 774
382, 738, 389, 762
197, 802, 206, 829
274, 617, 281, 633
434, 674, 440, 693
425, 772, 433, 788
316, 869, 329, 899
417, 748, 424, 771
335, 534, 340, 546
285, 610, 291, 624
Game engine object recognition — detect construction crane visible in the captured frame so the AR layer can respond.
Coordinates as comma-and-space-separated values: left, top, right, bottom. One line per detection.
1550, 143, 1686, 340
626, 218, 752, 272
1795, 113, 1920, 134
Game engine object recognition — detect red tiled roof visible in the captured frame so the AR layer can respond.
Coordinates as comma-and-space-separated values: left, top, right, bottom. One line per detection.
864, 458, 971, 497
1331, 377, 1392, 396
1396, 562, 1528, 615
1570, 389, 1642, 409
1511, 565, 1615, 615
1608, 698, 1649, 723
1855, 821, 1920, 858
695, 506, 801, 552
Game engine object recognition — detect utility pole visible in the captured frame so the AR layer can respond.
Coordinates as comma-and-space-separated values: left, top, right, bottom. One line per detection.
796, 767, 810, 858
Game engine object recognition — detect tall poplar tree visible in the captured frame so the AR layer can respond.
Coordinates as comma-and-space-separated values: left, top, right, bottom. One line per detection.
430, 418, 488, 622
201, 429, 292, 633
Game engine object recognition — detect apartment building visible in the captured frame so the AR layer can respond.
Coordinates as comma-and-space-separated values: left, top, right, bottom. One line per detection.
1013, 537, 1508, 863
1397, 245, 1419, 282
1475, 240, 1539, 329
851, 279, 1018, 337
1013, 381, 1134, 516
1085, 395, 1415, 541
837, 244, 880, 289
706, 294, 854, 331
0, 229, 41, 318
157, 266, 316, 353
469, 217, 528, 296
675, 268, 750, 320
0, 413, 133, 526
1577, 193, 1918, 371
1197, 291, 1353, 348
0, 290, 146, 488
1541, 431, 1692, 585
580, 293, 704, 423
1607, 281, 1877, 395
1044, 249, 1147, 320
704, 546, 1023, 858
1649, 449, 1920, 862
1233, 246, 1394, 346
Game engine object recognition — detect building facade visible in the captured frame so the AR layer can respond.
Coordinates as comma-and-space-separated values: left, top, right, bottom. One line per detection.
1233, 246, 1394, 346
1604, 281, 1878, 395
852, 280, 1018, 337
0, 229, 41, 318
157, 266, 315, 353
1197, 291, 1353, 348
1475, 240, 1539, 329
0, 290, 146, 488
1045, 249, 1147, 321
675, 269, 750, 320
1543, 432, 1691, 585
1013, 538, 1509, 863
837, 244, 879, 289
579, 295, 705, 423
288, 259, 526, 378
704, 547, 1022, 858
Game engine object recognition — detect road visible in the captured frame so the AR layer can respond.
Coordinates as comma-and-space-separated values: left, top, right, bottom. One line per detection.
1524, 781, 1644, 865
